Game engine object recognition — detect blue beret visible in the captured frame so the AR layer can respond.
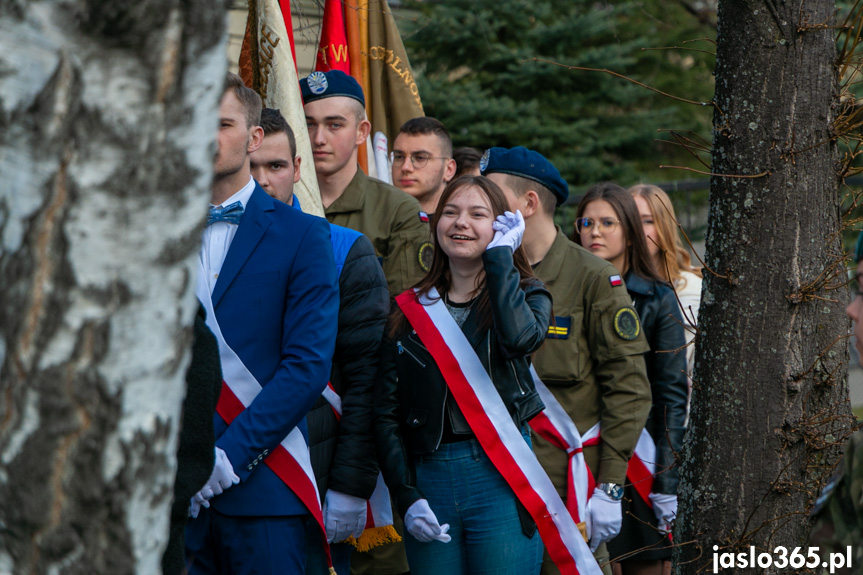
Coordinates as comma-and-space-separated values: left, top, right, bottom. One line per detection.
300, 70, 365, 107
856, 231, 863, 262
480, 146, 569, 206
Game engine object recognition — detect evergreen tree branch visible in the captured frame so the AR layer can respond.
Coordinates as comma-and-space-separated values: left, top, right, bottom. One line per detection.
522, 58, 719, 110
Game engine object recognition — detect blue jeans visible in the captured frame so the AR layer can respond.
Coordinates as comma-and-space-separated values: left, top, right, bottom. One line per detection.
405, 435, 544, 575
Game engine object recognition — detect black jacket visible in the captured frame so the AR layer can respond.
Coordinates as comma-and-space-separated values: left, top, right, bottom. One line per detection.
625, 272, 688, 494
374, 247, 552, 517
307, 233, 390, 500
163, 305, 222, 575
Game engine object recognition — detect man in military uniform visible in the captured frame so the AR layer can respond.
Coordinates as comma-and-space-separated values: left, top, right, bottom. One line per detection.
391, 116, 456, 215
300, 70, 427, 575
483, 147, 652, 575
810, 432, 863, 575
808, 231, 863, 574
300, 70, 431, 297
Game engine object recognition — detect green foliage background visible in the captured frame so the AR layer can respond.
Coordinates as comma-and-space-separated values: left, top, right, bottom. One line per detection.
401, 0, 717, 191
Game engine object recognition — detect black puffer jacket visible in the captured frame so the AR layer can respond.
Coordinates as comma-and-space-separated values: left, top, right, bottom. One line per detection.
624, 272, 688, 494
307, 232, 390, 500
374, 247, 552, 516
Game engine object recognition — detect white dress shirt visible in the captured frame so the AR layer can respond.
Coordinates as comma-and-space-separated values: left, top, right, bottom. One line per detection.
200, 177, 256, 295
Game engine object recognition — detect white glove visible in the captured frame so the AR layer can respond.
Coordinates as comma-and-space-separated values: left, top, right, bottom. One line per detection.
405, 499, 451, 543
189, 489, 212, 519
323, 490, 368, 543
486, 210, 525, 253
649, 492, 677, 533
587, 488, 622, 552
207, 447, 240, 495
189, 447, 240, 517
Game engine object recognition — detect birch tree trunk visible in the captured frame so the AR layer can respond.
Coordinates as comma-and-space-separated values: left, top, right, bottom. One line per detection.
674, 0, 857, 572
0, 1, 227, 572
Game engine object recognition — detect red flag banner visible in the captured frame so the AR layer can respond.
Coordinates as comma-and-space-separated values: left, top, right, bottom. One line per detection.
366, 0, 424, 141
316, 0, 351, 73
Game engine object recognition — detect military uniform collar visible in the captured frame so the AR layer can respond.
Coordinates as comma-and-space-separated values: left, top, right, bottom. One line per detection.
623, 270, 654, 296
325, 165, 367, 215
533, 226, 573, 280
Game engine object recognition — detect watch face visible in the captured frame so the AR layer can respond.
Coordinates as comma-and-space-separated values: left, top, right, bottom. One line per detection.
600, 483, 623, 500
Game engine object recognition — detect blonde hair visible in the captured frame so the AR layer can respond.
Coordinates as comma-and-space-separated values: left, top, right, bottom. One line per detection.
628, 184, 702, 285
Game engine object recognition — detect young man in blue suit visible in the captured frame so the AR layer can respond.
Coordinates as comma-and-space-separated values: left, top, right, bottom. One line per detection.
252, 108, 390, 575
184, 73, 339, 574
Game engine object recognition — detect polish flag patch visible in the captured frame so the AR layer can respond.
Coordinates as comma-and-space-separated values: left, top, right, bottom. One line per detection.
419, 211, 430, 222
609, 274, 623, 287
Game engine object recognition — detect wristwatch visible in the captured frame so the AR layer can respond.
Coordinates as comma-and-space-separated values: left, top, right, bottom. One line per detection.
597, 483, 623, 501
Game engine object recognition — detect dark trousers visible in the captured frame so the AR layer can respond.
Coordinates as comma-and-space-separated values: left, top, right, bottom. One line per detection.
303, 517, 353, 575
185, 507, 308, 574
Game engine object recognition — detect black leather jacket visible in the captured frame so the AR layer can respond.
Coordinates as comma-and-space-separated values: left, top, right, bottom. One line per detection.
625, 271, 688, 494
374, 247, 552, 516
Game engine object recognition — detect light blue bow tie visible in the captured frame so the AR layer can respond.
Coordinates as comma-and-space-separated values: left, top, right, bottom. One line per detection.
207, 201, 244, 226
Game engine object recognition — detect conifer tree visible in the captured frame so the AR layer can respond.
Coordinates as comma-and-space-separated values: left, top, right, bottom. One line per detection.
404, 0, 716, 187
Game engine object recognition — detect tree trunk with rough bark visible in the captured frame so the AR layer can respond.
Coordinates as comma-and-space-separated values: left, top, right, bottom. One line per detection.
0, 1, 227, 572
673, 1, 857, 573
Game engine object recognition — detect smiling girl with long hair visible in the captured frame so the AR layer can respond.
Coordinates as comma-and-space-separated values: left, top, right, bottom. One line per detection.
375, 175, 550, 575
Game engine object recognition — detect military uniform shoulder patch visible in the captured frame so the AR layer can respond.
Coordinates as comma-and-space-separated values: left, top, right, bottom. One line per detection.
613, 307, 640, 340
418, 242, 434, 272
547, 316, 571, 339
419, 211, 430, 223
609, 274, 623, 287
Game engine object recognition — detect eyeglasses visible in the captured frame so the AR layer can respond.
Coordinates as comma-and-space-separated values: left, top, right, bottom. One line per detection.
576, 217, 620, 233
390, 151, 449, 169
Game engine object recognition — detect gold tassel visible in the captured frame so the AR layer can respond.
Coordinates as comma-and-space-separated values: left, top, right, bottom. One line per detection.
346, 525, 402, 552
328, 568, 338, 575
577, 521, 588, 543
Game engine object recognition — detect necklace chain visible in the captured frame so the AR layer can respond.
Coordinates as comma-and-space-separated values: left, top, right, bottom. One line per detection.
445, 291, 479, 307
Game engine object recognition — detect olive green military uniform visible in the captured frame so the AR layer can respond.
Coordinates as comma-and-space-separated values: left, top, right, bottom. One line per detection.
810, 429, 863, 574
326, 168, 431, 297
532, 229, 652, 575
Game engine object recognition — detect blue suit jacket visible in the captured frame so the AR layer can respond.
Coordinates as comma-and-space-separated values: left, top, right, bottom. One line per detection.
209, 184, 339, 516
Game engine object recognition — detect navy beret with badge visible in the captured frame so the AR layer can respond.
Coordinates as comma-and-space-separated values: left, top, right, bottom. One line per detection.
300, 70, 365, 107
480, 146, 569, 206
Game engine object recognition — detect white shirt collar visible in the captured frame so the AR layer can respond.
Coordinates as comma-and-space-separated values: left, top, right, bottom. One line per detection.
212, 176, 256, 209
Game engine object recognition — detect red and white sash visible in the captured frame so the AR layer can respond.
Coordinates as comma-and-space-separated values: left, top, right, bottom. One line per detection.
396, 288, 602, 575
319, 385, 400, 551
528, 370, 658, 510
528, 367, 600, 533
322, 382, 343, 420
195, 267, 333, 569
628, 429, 656, 508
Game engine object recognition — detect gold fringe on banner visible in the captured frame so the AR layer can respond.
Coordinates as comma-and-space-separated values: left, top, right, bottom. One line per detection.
347, 524, 402, 552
